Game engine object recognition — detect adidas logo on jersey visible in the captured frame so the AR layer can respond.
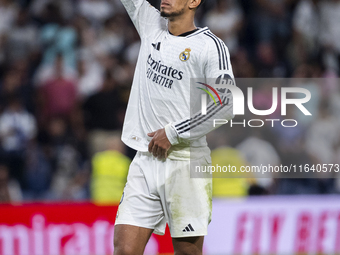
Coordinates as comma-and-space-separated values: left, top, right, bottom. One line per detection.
182, 224, 195, 232
152, 42, 161, 51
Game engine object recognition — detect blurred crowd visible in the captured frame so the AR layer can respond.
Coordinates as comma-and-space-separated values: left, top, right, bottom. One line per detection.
0, 0, 340, 202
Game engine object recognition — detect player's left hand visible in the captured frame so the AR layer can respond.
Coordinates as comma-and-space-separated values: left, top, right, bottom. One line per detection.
148, 128, 171, 159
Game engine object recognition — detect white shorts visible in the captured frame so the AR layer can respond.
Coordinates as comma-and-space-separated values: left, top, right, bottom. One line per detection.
115, 151, 212, 238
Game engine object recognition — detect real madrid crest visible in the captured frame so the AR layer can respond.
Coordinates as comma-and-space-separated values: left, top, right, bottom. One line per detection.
179, 48, 191, 62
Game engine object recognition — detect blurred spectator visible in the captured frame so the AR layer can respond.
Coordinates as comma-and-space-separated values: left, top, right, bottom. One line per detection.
231, 48, 256, 78
305, 100, 340, 165
256, 42, 287, 77
291, 0, 320, 67
74, 16, 101, 64
207, 128, 254, 197
211, 146, 253, 197
320, 0, 340, 72
272, 105, 305, 151
0, 0, 14, 67
23, 139, 52, 200
275, 136, 320, 194
96, 16, 125, 56
46, 117, 85, 200
35, 53, 77, 87
78, 0, 114, 26
123, 26, 141, 67
236, 129, 280, 191
91, 134, 130, 204
274, 102, 337, 194
4, 9, 38, 65
0, 69, 23, 110
254, 0, 291, 44
0, 0, 19, 37
30, 0, 74, 23
290, 64, 321, 127
35, 2, 77, 68
205, 0, 243, 55
0, 163, 22, 202
36, 54, 77, 126
9, 60, 37, 112
77, 57, 104, 99
0, 96, 37, 152
0, 61, 35, 115
61, 169, 90, 201
0, 95, 37, 185
83, 70, 126, 155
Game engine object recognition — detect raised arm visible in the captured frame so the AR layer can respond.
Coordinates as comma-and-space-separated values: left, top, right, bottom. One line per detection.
120, 0, 167, 38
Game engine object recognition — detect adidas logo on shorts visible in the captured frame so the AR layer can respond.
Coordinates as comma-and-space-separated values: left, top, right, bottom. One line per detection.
182, 224, 195, 232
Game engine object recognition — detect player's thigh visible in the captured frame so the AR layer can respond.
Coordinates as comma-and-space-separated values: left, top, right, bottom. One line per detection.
172, 236, 204, 255
114, 224, 153, 255
165, 157, 212, 237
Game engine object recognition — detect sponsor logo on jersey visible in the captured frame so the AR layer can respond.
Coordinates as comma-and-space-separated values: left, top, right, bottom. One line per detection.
152, 42, 161, 51
179, 48, 191, 62
146, 54, 184, 89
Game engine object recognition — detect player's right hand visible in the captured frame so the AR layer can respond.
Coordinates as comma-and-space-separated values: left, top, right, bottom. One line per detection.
147, 128, 171, 159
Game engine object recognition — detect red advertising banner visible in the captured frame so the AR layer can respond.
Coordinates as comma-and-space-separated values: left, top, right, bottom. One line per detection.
2, 196, 340, 255
0, 203, 174, 255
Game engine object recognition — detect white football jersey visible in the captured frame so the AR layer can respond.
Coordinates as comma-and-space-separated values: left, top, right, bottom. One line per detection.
121, 0, 235, 159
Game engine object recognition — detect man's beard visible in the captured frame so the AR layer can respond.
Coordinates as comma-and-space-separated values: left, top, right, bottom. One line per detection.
160, 6, 185, 18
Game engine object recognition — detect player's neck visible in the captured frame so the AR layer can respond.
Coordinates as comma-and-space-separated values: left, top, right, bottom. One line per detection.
168, 15, 196, 36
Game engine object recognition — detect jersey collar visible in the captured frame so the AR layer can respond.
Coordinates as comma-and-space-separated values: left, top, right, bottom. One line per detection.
166, 27, 209, 38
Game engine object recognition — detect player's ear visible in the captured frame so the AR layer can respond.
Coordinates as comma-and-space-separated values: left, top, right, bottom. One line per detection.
188, 0, 201, 10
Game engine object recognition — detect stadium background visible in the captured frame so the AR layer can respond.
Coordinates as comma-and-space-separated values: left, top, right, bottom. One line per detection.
0, 0, 340, 254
